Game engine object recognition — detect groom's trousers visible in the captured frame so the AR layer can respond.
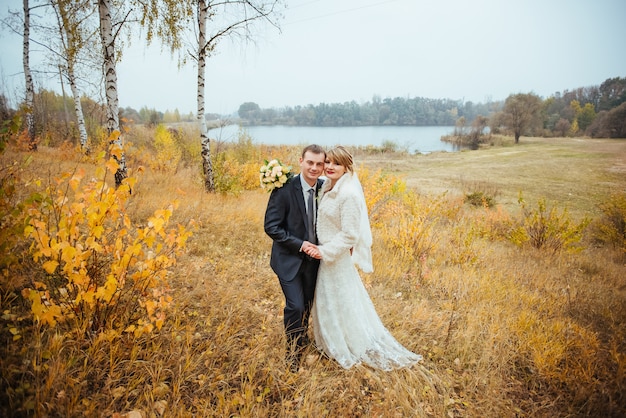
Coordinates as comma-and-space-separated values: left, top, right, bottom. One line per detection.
279, 256, 318, 349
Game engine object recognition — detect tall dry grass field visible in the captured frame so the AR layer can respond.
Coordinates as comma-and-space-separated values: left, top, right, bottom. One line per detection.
1, 130, 625, 417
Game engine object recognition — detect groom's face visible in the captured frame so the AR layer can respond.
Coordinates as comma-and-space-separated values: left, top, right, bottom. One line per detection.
299, 151, 326, 186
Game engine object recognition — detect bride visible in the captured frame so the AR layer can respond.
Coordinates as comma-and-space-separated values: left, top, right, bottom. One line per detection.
305, 146, 422, 371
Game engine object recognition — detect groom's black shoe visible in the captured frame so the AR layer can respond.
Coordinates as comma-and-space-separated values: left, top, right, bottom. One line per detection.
286, 350, 301, 373
300, 335, 311, 348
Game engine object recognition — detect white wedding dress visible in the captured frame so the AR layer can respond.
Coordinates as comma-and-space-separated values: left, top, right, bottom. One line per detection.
311, 173, 422, 371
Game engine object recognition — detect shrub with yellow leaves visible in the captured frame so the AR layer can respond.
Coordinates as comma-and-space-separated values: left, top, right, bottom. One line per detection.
357, 167, 406, 227
509, 194, 589, 254
21, 152, 192, 336
152, 124, 182, 172
592, 192, 626, 258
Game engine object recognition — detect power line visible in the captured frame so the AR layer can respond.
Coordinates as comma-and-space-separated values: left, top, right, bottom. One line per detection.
284, 0, 405, 25
287, 0, 325, 10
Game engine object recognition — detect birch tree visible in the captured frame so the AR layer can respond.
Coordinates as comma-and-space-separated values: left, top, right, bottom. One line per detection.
97, 0, 128, 187
5, 0, 96, 152
51, 0, 94, 152
22, 0, 36, 150
194, 0, 283, 192
96, 0, 193, 187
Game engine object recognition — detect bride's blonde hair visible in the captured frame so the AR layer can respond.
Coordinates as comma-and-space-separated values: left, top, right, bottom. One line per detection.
326, 146, 354, 173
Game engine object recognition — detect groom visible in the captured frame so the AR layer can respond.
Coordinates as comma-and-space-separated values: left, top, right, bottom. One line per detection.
264, 144, 326, 371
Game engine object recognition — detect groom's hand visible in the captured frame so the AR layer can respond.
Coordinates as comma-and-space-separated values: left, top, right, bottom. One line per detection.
302, 242, 322, 259
301, 241, 313, 253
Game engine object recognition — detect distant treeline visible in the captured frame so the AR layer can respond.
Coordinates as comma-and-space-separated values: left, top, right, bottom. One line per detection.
236, 77, 625, 135
1, 77, 624, 146
237, 96, 496, 127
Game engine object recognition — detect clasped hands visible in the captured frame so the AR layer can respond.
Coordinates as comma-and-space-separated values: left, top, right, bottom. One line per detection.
302, 241, 322, 259
302, 242, 353, 259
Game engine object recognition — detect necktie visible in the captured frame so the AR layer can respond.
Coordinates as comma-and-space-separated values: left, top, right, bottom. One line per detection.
307, 188, 316, 244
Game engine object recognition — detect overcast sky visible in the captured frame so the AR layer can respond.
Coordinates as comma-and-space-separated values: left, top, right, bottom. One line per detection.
1, 0, 625, 115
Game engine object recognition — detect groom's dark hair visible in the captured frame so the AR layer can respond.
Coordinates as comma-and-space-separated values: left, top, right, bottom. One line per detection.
301, 144, 326, 158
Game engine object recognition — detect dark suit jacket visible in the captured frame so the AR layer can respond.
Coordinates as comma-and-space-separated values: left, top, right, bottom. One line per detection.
264, 174, 323, 282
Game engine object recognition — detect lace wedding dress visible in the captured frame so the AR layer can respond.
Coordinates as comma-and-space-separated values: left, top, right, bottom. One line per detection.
311, 173, 422, 371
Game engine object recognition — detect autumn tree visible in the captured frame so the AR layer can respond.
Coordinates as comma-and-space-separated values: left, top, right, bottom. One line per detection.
238, 101, 261, 120
588, 102, 626, 138
3, 0, 98, 150
50, 0, 96, 152
0, 94, 12, 123
22, 0, 38, 150
468, 115, 489, 148
454, 116, 467, 136
193, 1, 283, 192
578, 103, 596, 133
554, 118, 571, 137
597, 77, 626, 111
96, 0, 128, 186
501, 93, 542, 143
4, 1, 73, 149
96, 0, 193, 187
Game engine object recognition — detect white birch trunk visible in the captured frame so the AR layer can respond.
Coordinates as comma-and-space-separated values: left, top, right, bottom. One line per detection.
98, 0, 127, 187
69, 73, 89, 151
197, 0, 214, 192
22, 0, 36, 150
55, 0, 90, 152
58, 65, 70, 132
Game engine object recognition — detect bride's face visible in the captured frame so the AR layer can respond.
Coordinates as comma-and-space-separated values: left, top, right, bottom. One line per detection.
324, 158, 347, 182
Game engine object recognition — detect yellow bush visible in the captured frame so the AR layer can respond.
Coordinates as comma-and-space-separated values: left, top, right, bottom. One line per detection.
21, 154, 191, 336
0, 156, 29, 294
509, 195, 589, 254
358, 167, 406, 227
474, 204, 515, 241
152, 124, 182, 172
593, 192, 626, 257
211, 129, 266, 193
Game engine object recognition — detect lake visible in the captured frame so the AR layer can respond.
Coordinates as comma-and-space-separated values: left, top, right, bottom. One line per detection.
207, 125, 463, 153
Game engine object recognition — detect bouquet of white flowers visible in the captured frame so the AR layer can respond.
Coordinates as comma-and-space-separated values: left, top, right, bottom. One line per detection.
259, 159, 293, 192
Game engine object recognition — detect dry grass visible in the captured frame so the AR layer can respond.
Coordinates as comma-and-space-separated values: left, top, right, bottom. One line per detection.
361, 136, 626, 219
1, 135, 626, 417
